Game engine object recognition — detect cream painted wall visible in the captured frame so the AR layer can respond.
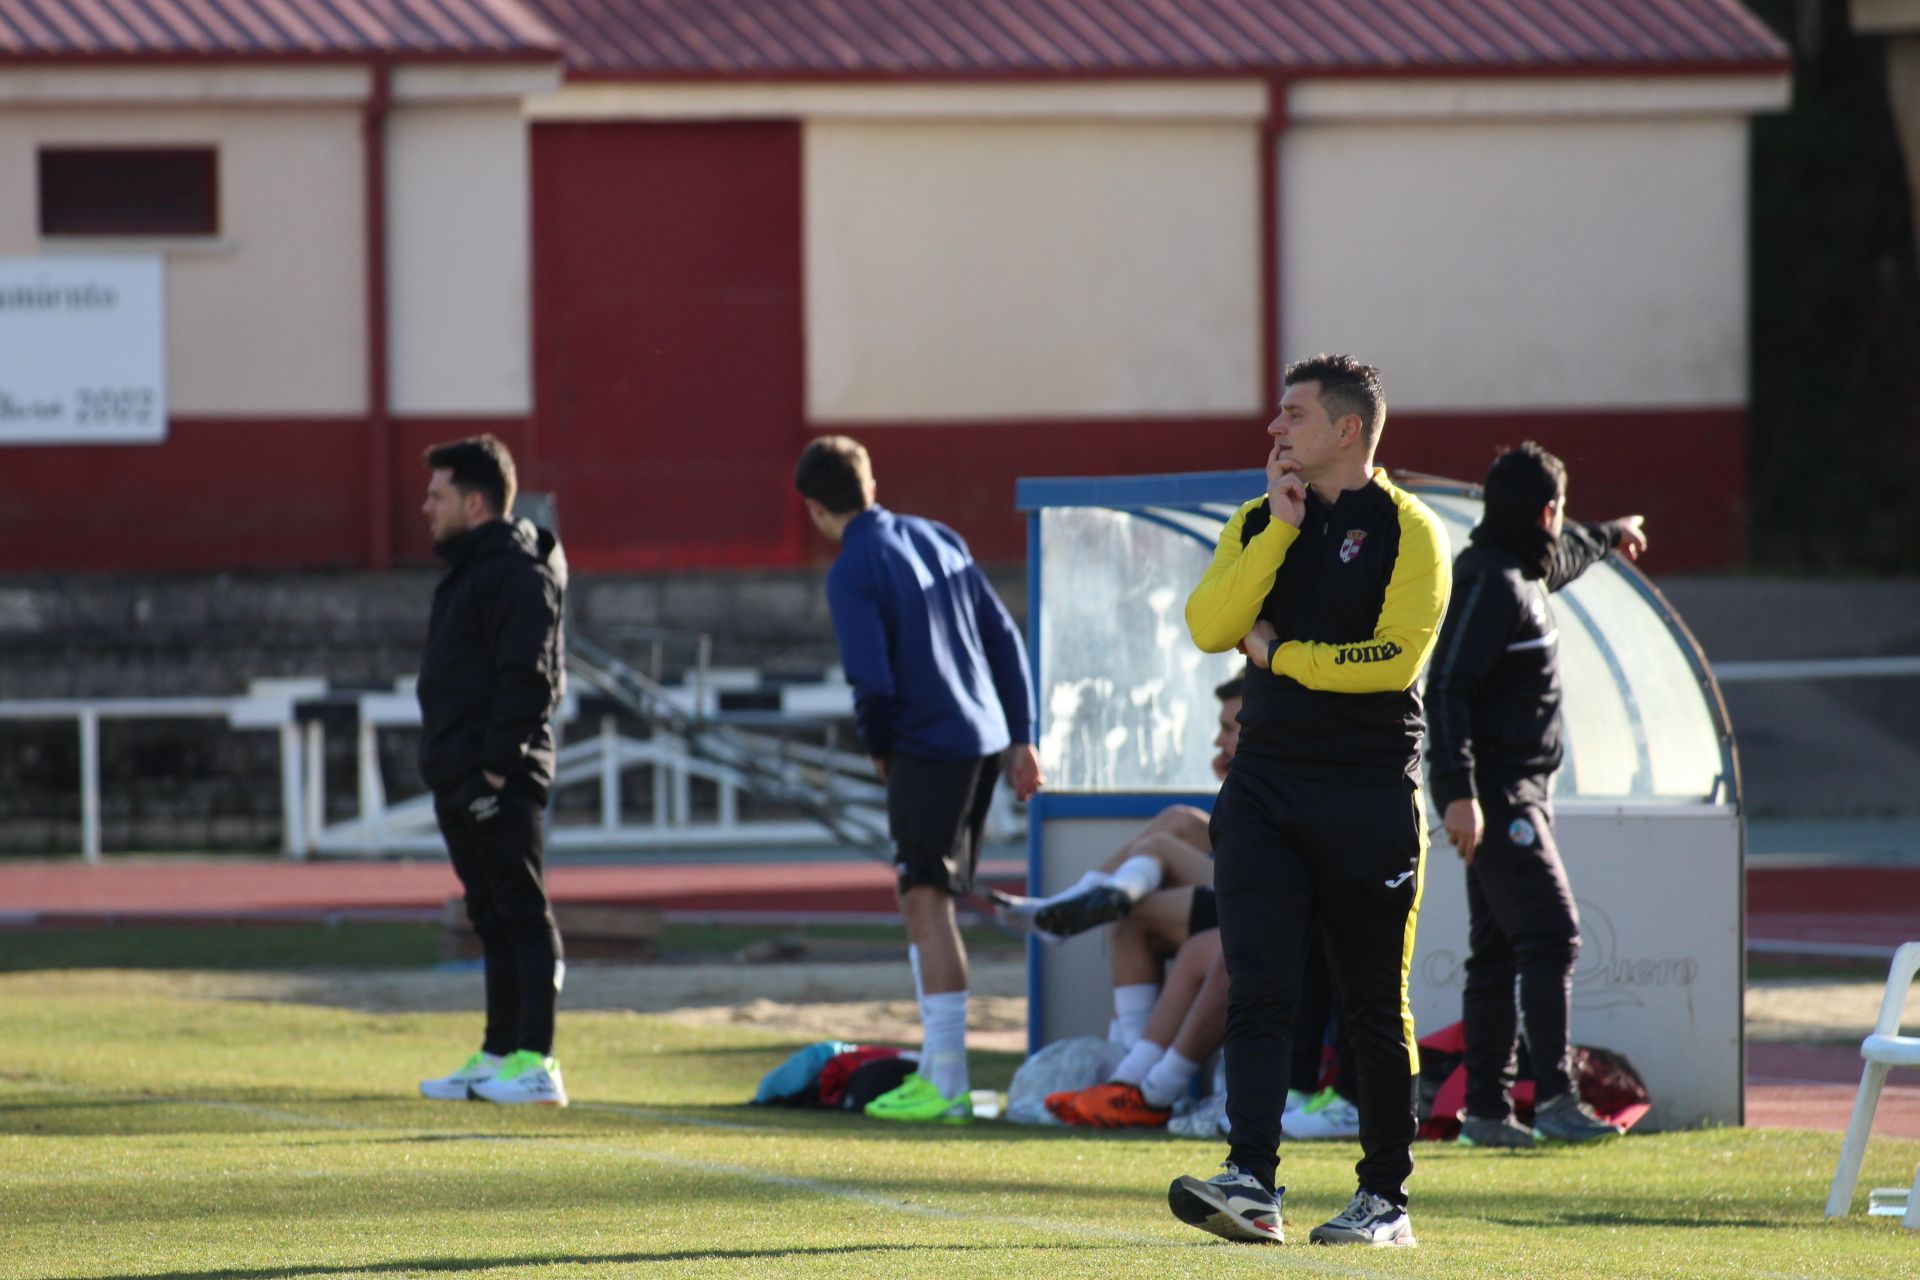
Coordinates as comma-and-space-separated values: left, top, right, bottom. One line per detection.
387, 104, 532, 415
0, 106, 366, 416
1280, 118, 1750, 411
805, 120, 1262, 421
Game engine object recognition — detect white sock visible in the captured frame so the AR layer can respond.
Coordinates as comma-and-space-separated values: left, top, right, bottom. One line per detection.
908, 944, 925, 1002
1112, 983, 1158, 1047
919, 989, 969, 1099
993, 872, 1112, 938
1109, 854, 1164, 901
1111, 1037, 1166, 1087
1140, 1049, 1201, 1109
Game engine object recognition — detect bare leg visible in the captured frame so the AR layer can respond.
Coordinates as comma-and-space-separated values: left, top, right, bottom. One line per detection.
900, 885, 966, 995
1097, 823, 1213, 886
1109, 886, 1195, 986
996, 811, 1215, 938
1139, 929, 1219, 1047
1170, 940, 1229, 1063
1139, 805, 1211, 856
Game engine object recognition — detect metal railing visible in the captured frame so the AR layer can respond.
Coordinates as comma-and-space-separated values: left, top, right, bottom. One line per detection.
7, 651, 1909, 862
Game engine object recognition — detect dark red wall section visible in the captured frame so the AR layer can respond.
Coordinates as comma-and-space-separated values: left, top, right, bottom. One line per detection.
532, 121, 806, 571
1386, 409, 1748, 572
1, 419, 368, 573
0, 416, 531, 573
818, 407, 1747, 573
812, 416, 1266, 566
0, 408, 1743, 573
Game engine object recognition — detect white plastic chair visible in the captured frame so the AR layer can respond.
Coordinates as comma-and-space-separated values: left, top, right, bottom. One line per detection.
1825, 941, 1920, 1224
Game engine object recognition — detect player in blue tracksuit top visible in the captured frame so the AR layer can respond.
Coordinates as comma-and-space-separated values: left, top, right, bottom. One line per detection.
796, 435, 1044, 1123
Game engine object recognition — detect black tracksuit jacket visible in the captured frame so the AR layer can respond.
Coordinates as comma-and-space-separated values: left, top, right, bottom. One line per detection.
1186, 470, 1453, 782
416, 518, 568, 800
1424, 520, 1621, 808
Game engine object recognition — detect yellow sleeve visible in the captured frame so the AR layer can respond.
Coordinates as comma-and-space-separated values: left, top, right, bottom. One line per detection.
1270, 494, 1452, 692
1185, 496, 1299, 653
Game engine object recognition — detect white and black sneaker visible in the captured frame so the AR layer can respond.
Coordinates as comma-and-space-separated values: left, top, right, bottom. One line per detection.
467, 1050, 568, 1106
1309, 1189, 1416, 1247
1167, 1162, 1283, 1243
419, 1050, 502, 1101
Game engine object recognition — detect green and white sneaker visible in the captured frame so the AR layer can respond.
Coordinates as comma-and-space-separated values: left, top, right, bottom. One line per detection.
1283, 1087, 1362, 1141
419, 1051, 502, 1101
863, 1072, 972, 1124
468, 1050, 568, 1106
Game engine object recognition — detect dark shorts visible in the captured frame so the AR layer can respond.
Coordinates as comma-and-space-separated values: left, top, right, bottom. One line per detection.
1187, 884, 1219, 937
886, 750, 1002, 895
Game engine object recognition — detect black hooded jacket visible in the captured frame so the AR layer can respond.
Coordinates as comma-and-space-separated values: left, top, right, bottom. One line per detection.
1424, 517, 1620, 808
416, 518, 567, 799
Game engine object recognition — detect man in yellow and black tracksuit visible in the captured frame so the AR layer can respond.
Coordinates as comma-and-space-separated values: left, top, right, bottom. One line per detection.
1167, 355, 1450, 1250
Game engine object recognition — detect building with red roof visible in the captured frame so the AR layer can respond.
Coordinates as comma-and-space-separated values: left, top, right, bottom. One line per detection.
0, 0, 1789, 572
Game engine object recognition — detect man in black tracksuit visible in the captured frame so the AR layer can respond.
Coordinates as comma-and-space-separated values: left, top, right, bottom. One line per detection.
1425, 442, 1647, 1148
1170, 355, 1450, 1249
413, 435, 570, 1108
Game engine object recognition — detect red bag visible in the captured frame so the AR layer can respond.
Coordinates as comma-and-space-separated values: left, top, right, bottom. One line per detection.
817, 1046, 905, 1107
1415, 1021, 1651, 1141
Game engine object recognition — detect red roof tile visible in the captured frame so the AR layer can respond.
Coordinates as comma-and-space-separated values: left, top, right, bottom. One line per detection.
0, 0, 561, 59
524, 0, 1789, 78
0, 0, 1789, 73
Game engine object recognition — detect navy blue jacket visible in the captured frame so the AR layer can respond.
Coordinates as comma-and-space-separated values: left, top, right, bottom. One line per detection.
826, 506, 1034, 761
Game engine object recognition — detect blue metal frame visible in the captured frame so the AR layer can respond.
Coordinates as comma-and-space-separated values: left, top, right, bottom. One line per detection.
1017, 470, 1263, 513
1025, 507, 1046, 1051
1029, 792, 1218, 820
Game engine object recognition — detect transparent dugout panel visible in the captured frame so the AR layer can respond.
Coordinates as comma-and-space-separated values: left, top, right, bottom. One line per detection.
1037, 507, 1242, 790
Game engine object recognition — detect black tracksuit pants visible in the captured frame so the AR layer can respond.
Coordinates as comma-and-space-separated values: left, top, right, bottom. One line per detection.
1210, 766, 1427, 1206
1288, 924, 1359, 1098
1462, 782, 1579, 1119
435, 782, 564, 1057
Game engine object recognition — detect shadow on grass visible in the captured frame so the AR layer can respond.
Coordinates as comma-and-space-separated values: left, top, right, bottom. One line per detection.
43, 1242, 1152, 1280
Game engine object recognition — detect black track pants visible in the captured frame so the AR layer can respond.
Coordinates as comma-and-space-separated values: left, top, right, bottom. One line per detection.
1210, 767, 1427, 1206
1461, 788, 1579, 1119
435, 784, 563, 1057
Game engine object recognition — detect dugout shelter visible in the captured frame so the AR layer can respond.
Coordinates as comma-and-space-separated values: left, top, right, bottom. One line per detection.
1017, 469, 1745, 1130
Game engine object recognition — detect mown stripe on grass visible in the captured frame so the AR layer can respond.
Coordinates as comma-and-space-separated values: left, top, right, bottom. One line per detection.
5, 1083, 1406, 1276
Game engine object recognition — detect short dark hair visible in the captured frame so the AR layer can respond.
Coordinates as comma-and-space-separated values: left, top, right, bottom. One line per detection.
424, 435, 516, 516
1283, 354, 1387, 447
1214, 673, 1245, 703
794, 436, 874, 515
1482, 441, 1566, 521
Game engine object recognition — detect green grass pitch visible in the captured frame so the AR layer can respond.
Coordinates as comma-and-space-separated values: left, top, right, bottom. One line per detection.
4, 969, 1918, 1280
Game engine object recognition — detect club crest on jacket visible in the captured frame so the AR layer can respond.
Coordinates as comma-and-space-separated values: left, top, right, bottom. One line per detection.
1340, 529, 1368, 563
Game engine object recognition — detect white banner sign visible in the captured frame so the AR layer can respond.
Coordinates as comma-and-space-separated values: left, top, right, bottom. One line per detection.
0, 256, 166, 445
